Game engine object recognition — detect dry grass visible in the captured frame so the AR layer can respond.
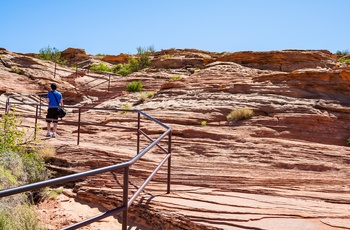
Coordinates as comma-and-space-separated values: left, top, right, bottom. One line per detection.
37, 144, 56, 162
227, 108, 254, 122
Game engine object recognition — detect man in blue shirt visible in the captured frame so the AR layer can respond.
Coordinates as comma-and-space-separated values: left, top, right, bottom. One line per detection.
46, 83, 64, 138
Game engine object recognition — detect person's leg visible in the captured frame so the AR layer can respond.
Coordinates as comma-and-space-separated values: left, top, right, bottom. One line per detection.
53, 122, 58, 134
46, 122, 51, 136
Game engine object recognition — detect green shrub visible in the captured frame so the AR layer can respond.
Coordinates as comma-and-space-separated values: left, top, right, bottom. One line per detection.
227, 108, 254, 122
335, 49, 350, 56
90, 62, 111, 72
10, 66, 22, 74
111, 64, 123, 73
0, 111, 51, 229
117, 68, 131, 76
118, 102, 131, 114
201, 120, 207, 126
338, 57, 350, 65
170, 75, 182, 81
126, 81, 143, 92
162, 54, 172, 59
116, 59, 139, 76
0, 203, 45, 230
140, 92, 154, 102
136, 45, 154, 69
0, 111, 26, 153
128, 57, 141, 72
116, 45, 154, 76
36, 45, 66, 65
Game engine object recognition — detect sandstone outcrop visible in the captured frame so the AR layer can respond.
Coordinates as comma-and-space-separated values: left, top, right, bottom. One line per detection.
0, 48, 349, 230
61, 48, 89, 66
102, 53, 129, 64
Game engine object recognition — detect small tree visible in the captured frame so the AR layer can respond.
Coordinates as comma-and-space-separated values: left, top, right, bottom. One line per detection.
36, 45, 61, 62
136, 45, 154, 69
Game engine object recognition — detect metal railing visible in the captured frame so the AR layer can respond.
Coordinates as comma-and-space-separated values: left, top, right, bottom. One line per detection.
0, 98, 172, 230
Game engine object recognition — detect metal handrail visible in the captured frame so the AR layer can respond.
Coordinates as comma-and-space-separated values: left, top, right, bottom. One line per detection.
0, 98, 172, 230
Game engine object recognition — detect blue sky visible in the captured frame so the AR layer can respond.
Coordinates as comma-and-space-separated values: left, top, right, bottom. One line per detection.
1, 0, 349, 55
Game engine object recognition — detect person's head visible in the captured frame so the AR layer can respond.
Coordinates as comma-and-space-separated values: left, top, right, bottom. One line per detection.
51, 83, 57, 90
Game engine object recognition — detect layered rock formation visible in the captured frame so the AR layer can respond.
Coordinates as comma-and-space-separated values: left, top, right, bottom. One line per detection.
0, 47, 350, 230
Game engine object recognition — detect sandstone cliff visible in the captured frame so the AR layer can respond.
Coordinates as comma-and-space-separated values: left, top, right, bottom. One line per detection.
0, 47, 349, 230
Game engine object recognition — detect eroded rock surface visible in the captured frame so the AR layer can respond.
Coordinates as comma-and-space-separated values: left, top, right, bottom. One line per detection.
0, 48, 350, 230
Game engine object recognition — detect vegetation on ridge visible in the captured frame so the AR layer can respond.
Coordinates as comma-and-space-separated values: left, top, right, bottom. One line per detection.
0, 111, 52, 229
36, 45, 66, 65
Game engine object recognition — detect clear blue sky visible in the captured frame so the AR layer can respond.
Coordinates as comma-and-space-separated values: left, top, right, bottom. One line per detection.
1, 0, 349, 55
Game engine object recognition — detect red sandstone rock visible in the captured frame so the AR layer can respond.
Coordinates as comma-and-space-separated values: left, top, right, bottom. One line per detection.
1, 48, 350, 230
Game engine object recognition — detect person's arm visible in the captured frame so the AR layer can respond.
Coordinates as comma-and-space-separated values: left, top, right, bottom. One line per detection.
60, 98, 64, 107
46, 94, 50, 104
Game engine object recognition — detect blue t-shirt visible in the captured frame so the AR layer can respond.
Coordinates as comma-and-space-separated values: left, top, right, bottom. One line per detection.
47, 90, 63, 108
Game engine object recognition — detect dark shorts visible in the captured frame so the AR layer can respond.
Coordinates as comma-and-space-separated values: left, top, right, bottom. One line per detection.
46, 108, 59, 123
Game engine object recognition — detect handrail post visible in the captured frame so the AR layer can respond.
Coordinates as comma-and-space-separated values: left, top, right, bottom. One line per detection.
54, 61, 57, 78
34, 105, 39, 140
137, 112, 140, 155
108, 74, 111, 91
5, 96, 10, 113
77, 108, 81, 145
122, 167, 129, 230
167, 130, 172, 194
39, 95, 42, 117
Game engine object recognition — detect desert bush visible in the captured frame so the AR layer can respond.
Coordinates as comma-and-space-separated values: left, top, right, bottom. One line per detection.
0, 203, 45, 230
338, 57, 350, 65
36, 45, 66, 65
10, 66, 22, 74
335, 49, 350, 56
126, 81, 143, 92
90, 62, 111, 72
42, 187, 63, 200
0, 111, 51, 228
0, 111, 50, 186
111, 64, 123, 73
0, 111, 26, 153
140, 92, 154, 102
201, 120, 207, 126
116, 46, 154, 76
116, 59, 138, 76
37, 144, 56, 162
227, 108, 254, 122
136, 45, 154, 69
118, 102, 131, 114
170, 75, 182, 81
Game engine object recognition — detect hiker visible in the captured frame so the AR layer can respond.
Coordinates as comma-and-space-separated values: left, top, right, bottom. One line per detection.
46, 83, 64, 138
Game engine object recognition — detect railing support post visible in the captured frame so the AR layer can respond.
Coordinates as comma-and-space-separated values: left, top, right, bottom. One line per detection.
108, 74, 111, 91
167, 130, 172, 194
137, 112, 140, 155
39, 95, 42, 117
5, 97, 9, 113
77, 108, 81, 145
122, 167, 129, 230
54, 61, 57, 78
34, 105, 39, 140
